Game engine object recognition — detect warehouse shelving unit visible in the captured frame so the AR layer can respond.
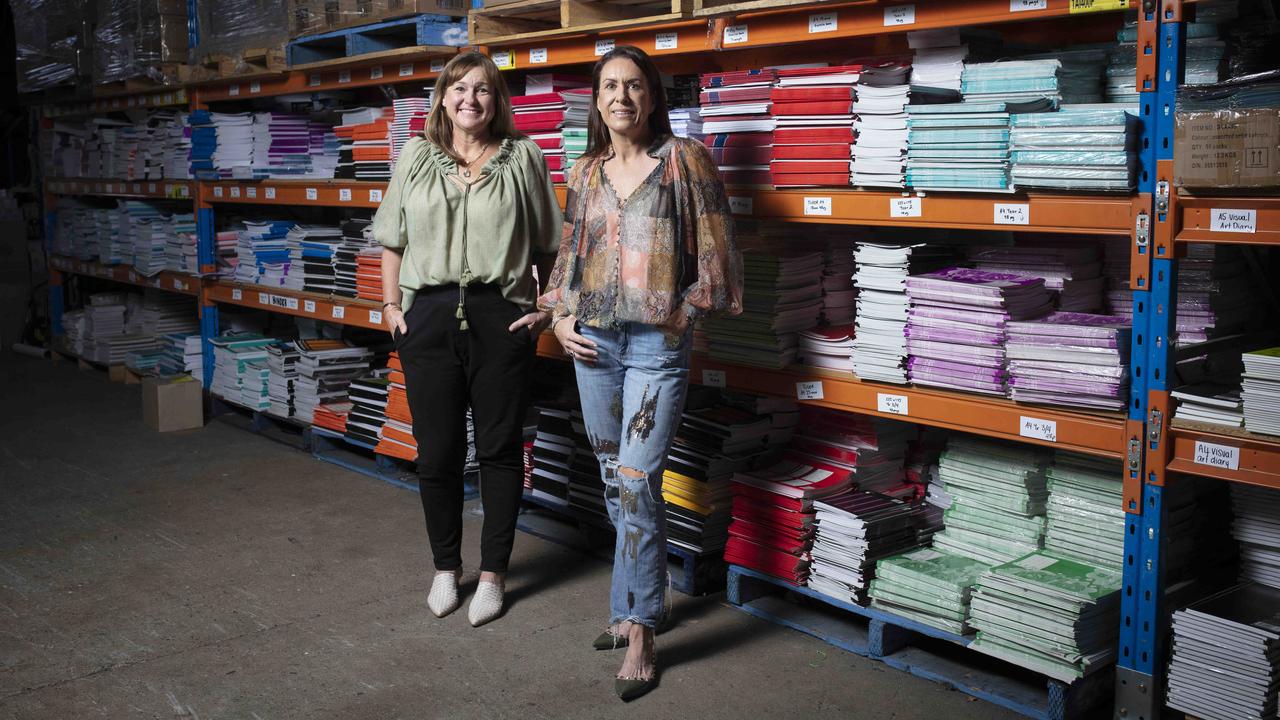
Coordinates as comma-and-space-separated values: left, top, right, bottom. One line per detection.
34, 0, 1277, 717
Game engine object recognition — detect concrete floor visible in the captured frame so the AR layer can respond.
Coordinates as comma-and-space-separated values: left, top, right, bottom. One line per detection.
0, 351, 1025, 719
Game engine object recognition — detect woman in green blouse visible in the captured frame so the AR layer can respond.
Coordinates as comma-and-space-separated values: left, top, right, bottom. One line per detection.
373, 51, 561, 628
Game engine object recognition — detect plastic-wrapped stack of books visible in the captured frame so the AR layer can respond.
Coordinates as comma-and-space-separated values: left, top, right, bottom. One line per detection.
769, 64, 859, 188
808, 490, 920, 604
851, 241, 953, 384
292, 340, 374, 425
1243, 348, 1280, 436
1043, 453, 1124, 570
869, 546, 991, 634
1230, 484, 1280, 589
1010, 107, 1139, 192
967, 243, 1104, 313
1005, 312, 1130, 411
850, 60, 913, 188
699, 69, 777, 186
930, 436, 1049, 566
210, 334, 275, 410
1165, 583, 1280, 720
375, 352, 418, 462
701, 251, 824, 369
266, 342, 300, 419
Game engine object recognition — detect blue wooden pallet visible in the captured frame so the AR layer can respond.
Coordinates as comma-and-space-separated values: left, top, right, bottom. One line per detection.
308, 426, 480, 499
287, 14, 467, 66
210, 395, 311, 452
726, 565, 1113, 720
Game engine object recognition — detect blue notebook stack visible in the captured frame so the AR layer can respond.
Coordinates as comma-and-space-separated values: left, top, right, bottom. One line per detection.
187, 110, 218, 180
905, 99, 1053, 191
1010, 106, 1140, 192
233, 220, 293, 286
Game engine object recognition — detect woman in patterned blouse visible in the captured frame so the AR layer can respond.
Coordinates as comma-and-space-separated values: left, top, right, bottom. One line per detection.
539, 44, 744, 701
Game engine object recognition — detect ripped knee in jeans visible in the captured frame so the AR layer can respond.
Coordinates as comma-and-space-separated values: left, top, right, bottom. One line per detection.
617, 465, 646, 517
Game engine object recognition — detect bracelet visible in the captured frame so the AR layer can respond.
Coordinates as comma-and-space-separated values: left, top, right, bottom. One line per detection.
382, 302, 402, 311
552, 315, 571, 332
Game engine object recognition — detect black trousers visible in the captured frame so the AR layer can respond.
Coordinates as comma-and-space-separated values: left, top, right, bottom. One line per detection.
397, 284, 533, 573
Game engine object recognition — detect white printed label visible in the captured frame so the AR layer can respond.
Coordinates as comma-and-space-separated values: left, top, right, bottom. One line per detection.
884, 4, 916, 25
128, 271, 138, 282
701, 369, 727, 388
232, 288, 242, 300
247, 187, 257, 198
728, 196, 753, 215
1011, 0, 1048, 9
877, 393, 909, 416
369, 188, 384, 202
803, 197, 833, 216
147, 183, 156, 193
230, 186, 241, 198
995, 203, 1030, 225
492, 51, 513, 69
1193, 440, 1240, 471
332, 306, 346, 319
338, 70, 351, 83
309, 73, 321, 87
370, 66, 384, 80
229, 84, 240, 96
339, 188, 352, 202
1210, 208, 1257, 234
265, 187, 276, 199
132, 184, 141, 193
430, 58, 446, 72
164, 184, 173, 195
529, 48, 547, 64
173, 278, 184, 290
306, 188, 318, 201
655, 32, 678, 50
399, 63, 414, 77
796, 381, 824, 400
724, 25, 748, 44
1018, 554, 1057, 570
180, 185, 189, 198
250, 81, 261, 94
809, 12, 837, 33
213, 186, 224, 198
303, 299, 316, 313
595, 39, 615, 56
890, 197, 921, 217
369, 309, 383, 325
258, 292, 269, 305
1019, 416, 1058, 442
269, 294, 299, 310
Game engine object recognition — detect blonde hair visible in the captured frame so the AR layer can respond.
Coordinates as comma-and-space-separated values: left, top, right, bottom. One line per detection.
425, 52, 523, 163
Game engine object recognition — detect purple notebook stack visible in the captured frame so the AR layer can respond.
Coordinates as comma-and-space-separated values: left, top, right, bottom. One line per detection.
1006, 312, 1130, 411
905, 267, 1052, 396
967, 244, 1104, 312
1101, 238, 1131, 316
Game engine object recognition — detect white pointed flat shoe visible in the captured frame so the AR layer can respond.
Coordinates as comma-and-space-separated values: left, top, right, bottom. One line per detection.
468, 581, 504, 627
428, 571, 461, 618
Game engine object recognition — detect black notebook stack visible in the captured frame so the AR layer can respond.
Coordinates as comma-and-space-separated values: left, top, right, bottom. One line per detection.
345, 374, 390, 447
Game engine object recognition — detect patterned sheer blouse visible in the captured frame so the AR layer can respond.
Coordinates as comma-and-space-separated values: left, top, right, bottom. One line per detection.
538, 135, 743, 328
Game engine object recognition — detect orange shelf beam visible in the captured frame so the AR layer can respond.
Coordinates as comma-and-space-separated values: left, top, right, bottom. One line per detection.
49, 255, 201, 296
204, 180, 389, 209
1176, 195, 1280, 246
481, 19, 712, 70
1167, 426, 1280, 490
535, 332, 1127, 458
46, 178, 193, 200
42, 88, 188, 118
194, 47, 459, 103
205, 281, 386, 330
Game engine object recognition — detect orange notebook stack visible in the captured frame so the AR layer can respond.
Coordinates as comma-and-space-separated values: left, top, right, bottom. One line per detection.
374, 352, 418, 462
355, 247, 383, 302
313, 401, 352, 433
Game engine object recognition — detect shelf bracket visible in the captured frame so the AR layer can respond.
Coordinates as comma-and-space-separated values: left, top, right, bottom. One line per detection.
1114, 666, 1158, 720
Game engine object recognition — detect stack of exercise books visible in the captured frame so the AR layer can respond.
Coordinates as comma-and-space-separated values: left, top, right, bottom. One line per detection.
266, 341, 300, 419
159, 332, 204, 381
1243, 348, 1280, 437
233, 219, 293, 286
930, 436, 1050, 566
333, 218, 372, 299
905, 267, 1052, 397
187, 110, 217, 179
768, 65, 859, 188
558, 88, 591, 180
292, 340, 375, 425
1044, 452, 1125, 571
668, 106, 704, 141
1166, 582, 1280, 720
529, 407, 575, 510
789, 409, 913, 497
355, 245, 384, 303
700, 68, 778, 186
390, 96, 431, 167
209, 111, 253, 179
375, 352, 418, 462
869, 546, 992, 634
512, 92, 568, 179
905, 98, 1053, 192
968, 551, 1123, 683
798, 325, 856, 372
334, 107, 382, 180
701, 251, 824, 369
210, 334, 276, 410
820, 241, 857, 325
345, 373, 391, 447
1230, 484, 1280, 589
312, 402, 351, 434
1172, 384, 1245, 428
851, 241, 954, 384
1010, 106, 1139, 192
851, 60, 914, 188
1005, 312, 1131, 411
807, 489, 921, 604
720, 390, 799, 449
248, 112, 309, 179
967, 244, 1104, 313
163, 212, 198, 274
1176, 244, 1258, 348
284, 224, 343, 294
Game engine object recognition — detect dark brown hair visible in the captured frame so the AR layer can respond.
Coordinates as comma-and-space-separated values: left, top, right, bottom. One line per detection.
583, 45, 673, 160
425, 51, 523, 163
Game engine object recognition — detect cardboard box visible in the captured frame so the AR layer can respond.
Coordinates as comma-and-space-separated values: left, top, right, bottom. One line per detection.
143, 375, 204, 432
1174, 108, 1280, 190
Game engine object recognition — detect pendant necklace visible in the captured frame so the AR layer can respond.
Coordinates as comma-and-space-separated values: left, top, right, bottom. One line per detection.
456, 141, 489, 180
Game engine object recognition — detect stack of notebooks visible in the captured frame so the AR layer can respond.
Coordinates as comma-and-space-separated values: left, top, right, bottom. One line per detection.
266, 341, 300, 419
564, 410, 610, 525
512, 92, 568, 179
283, 224, 343, 293
188, 110, 217, 179
558, 88, 591, 180
163, 212, 198, 274
233, 220, 293, 287
345, 373, 391, 447
668, 106, 703, 141
905, 267, 1052, 397
851, 241, 953, 384
851, 60, 914, 189
1172, 383, 1245, 428
1101, 237, 1130, 315
333, 218, 373, 299
720, 390, 800, 449
1176, 244, 1258, 348
700, 68, 778, 186
310, 120, 340, 180
252, 112, 318, 179
128, 212, 170, 278
312, 402, 351, 434
1005, 312, 1131, 411
798, 325, 855, 372
1166, 583, 1280, 720
807, 489, 921, 604
968, 551, 1123, 683
390, 96, 431, 167
209, 112, 253, 179
789, 408, 913, 498
334, 107, 392, 181
159, 332, 204, 381
905, 98, 1053, 192
1010, 107, 1139, 192
930, 436, 1050, 566
820, 242, 856, 325
1044, 452, 1125, 571
375, 352, 417, 462
869, 546, 992, 634
209, 334, 276, 410
529, 407, 576, 510
355, 245, 384, 303
126, 292, 199, 340
768, 65, 859, 188
292, 340, 375, 425
1230, 484, 1280, 589
701, 251, 824, 369
967, 244, 1104, 313
1243, 348, 1280, 436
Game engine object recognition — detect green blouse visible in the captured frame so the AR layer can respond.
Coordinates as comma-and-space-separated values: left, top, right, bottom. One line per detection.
372, 135, 562, 313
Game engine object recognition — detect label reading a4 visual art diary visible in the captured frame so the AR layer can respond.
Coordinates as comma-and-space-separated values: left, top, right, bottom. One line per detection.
1193, 440, 1240, 471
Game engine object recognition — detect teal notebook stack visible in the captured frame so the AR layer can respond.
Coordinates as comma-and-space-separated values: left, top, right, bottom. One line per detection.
1043, 452, 1125, 571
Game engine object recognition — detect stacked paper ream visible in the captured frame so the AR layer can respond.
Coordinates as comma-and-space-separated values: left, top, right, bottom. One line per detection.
1243, 348, 1280, 437
284, 224, 343, 294
869, 546, 992, 635
768, 64, 859, 188
808, 489, 922, 604
209, 335, 276, 410
904, 267, 1052, 397
699, 68, 778, 186
1010, 107, 1139, 192
375, 352, 417, 462
334, 218, 373, 299
905, 100, 1033, 192
266, 342, 300, 419
930, 436, 1051, 566
700, 250, 824, 369
292, 340, 375, 425
1005, 312, 1130, 412
345, 373, 391, 447
967, 243, 1104, 313
1043, 453, 1125, 570
851, 241, 954, 385
1172, 383, 1245, 428
1230, 484, 1280, 589
850, 60, 913, 189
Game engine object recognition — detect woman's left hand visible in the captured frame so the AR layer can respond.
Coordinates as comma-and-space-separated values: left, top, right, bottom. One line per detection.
509, 310, 551, 340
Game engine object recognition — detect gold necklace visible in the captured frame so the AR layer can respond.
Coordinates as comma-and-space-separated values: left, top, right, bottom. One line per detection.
455, 141, 490, 180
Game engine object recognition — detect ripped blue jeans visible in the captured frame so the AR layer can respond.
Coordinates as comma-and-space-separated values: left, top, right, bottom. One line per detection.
574, 322, 690, 628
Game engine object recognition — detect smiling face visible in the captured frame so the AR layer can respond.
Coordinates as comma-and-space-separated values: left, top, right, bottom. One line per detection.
444, 65, 495, 138
595, 57, 654, 143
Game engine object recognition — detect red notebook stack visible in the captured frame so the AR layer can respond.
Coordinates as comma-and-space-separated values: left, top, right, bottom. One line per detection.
354, 246, 382, 302
375, 352, 418, 462
513, 92, 568, 180
791, 407, 915, 498
768, 65, 861, 188
699, 69, 778, 186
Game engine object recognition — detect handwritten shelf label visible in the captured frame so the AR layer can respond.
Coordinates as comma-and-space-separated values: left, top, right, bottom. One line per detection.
303, 300, 316, 313
305, 188, 318, 201
339, 188, 352, 202
595, 39, 615, 56
370, 66, 384, 80
529, 48, 547, 64
257, 292, 269, 305
246, 187, 257, 198
1210, 208, 1257, 234
724, 25, 748, 44
309, 74, 321, 87
230, 186, 241, 198
701, 369, 726, 388
655, 32, 678, 50
331, 306, 345, 319
338, 70, 351, 83
369, 309, 383, 325
231, 288, 242, 301
249, 81, 261, 94
796, 381, 824, 400
884, 4, 916, 25
399, 63, 414, 77
809, 12, 837, 33
430, 58, 446, 72
890, 197, 921, 217
265, 187, 276, 200
1011, 0, 1048, 10
369, 188, 383, 203
492, 51, 513, 69
995, 203, 1030, 225
1019, 416, 1058, 442
728, 196, 753, 215
803, 197, 833, 216
213, 186, 224, 198
877, 393, 909, 416
1193, 440, 1240, 471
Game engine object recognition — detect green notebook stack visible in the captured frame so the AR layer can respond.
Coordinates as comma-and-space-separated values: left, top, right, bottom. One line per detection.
968, 551, 1123, 683
868, 546, 993, 635
930, 437, 1051, 565
562, 128, 588, 169
702, 251, 825, 369
1044, 452, 1125, 571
